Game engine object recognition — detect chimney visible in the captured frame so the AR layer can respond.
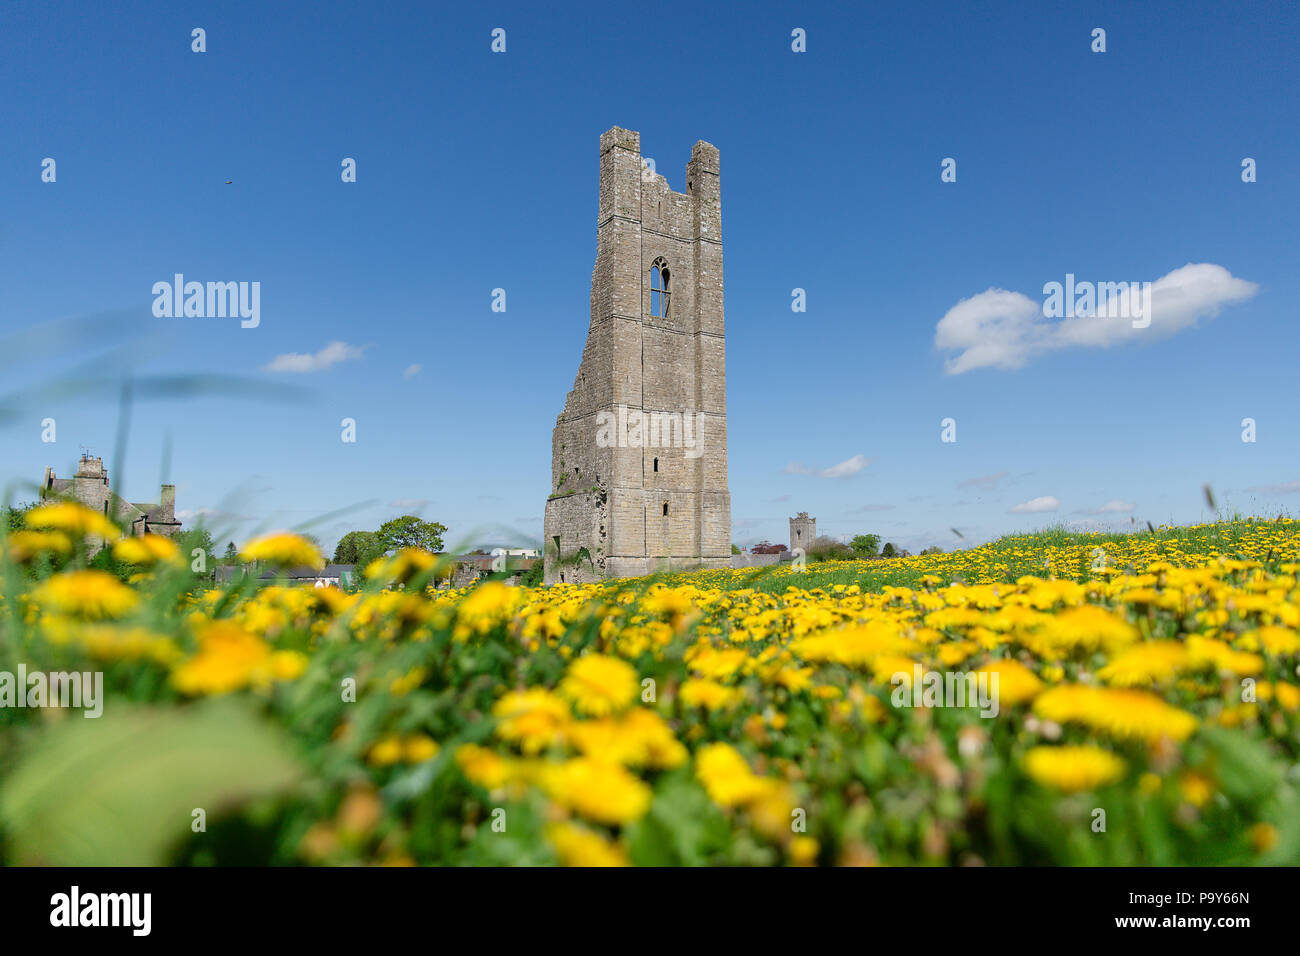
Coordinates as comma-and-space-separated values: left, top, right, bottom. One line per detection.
159, 484, 176, 522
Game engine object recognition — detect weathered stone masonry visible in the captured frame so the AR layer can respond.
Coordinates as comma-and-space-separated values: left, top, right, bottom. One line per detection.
544, 128, 731, 583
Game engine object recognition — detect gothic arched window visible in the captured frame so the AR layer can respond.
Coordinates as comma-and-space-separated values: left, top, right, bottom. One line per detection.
650, 258, 670, 318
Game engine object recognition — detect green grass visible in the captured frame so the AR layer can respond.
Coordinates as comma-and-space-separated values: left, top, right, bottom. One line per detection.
670, 517, 1298, 596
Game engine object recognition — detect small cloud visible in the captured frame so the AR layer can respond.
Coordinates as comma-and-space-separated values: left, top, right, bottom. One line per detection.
936, 263, 1259, 374
1076, 499, 1135, 515
403, 363, 422, 378
262, 341, 368, 373
1247, 480, 1300, 495
387, 498, 429, 510
769, 494, 792, 503
784, 454, 870, 479
957, 471, 1008, 489
1009, 495, 1060, 514
849, 503, 895, 513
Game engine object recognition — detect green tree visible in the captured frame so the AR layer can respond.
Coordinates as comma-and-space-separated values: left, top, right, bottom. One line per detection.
175, 528, 216, 575
88, 546, 133, 581
731, 544, 741, 555
807, 536, 853, 562
881, 542, 897, 558
5, 501, 34, 533
376, 516, 448, 555
223, 541, 238, 562
334, 530, 384, 567
849, 533, 881, 558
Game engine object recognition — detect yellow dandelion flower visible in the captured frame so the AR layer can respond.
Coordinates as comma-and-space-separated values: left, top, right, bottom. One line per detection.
25, 501, 120, 540
269, 649, 308, 681
1033, 685, 1197, 743
789, 836, 820, 866
1274, 682, 1300, 712
403, 734, 440, 763
239, 531, 324, 570
1249, 626, 1300, 656
1187, 636, 1263, 676
1025, 605, 1138, 659
680, 677, 744, 711
113, 533, 182, 566
363, 547, 439, 585
1179, 772, 1213, 807
49, 623, 181, 664
171, 620, 298, 695
1023, 745, 1125, 792
545, 822, 629, 867
1096, 641, 1190, 687
567, 708, 687, 769
453, 581, 519, 639
33, 570, 138, 619
493, 688, 570, 754
559, 654, 639, 716
540, 758, 652, 825
695, 742, 776, 808
456, 744, 513, 789
1248, 822, 1279, 853
367, 735, 404, 767
4, 530, 72, 562
389, 666, 428, 696
976, 659, 1044, 706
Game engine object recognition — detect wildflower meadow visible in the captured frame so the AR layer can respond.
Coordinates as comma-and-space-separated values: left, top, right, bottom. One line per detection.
2, 501, 1297, 867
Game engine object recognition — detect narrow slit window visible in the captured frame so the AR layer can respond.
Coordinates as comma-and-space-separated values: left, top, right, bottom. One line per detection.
653, 457, 659, 472
662, 502, 669, 516
650, 259, 670, 318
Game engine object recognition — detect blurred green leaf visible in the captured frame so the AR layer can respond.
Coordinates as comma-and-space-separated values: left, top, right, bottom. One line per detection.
1, 698, 303, 865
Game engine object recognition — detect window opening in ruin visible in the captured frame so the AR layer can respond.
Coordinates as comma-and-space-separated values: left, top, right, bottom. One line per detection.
650, 259, 670, 317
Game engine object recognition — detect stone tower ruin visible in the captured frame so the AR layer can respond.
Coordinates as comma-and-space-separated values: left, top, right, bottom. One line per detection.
790, 512, 816, 555
544, 127, 730, 584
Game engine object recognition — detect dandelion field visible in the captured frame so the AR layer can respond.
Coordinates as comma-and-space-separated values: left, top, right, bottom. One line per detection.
2, 504, 1299, 866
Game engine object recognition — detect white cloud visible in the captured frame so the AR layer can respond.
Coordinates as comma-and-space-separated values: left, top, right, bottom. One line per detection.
784, 454, 870, 478
262, 341, 368, 373
935, 263, 1258, 374
1009, 495, 1060, 514
403, 363, 422, 378
850, 503, 894, 513
1247, 480, 1300, 495
1076, 499, 1135, 514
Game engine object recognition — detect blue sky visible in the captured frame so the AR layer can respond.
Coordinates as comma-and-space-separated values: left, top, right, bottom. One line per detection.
3, 0, 1297, 556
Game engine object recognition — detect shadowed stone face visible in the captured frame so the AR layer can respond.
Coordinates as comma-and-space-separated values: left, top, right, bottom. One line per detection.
544, 128, 730, 584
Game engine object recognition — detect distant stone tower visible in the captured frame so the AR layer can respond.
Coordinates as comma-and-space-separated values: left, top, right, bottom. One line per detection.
544, 127, 730, 584
790, 512, 816, 554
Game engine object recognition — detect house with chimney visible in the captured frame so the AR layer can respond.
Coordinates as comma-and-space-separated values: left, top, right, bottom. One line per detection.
41, 454, 181, 548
